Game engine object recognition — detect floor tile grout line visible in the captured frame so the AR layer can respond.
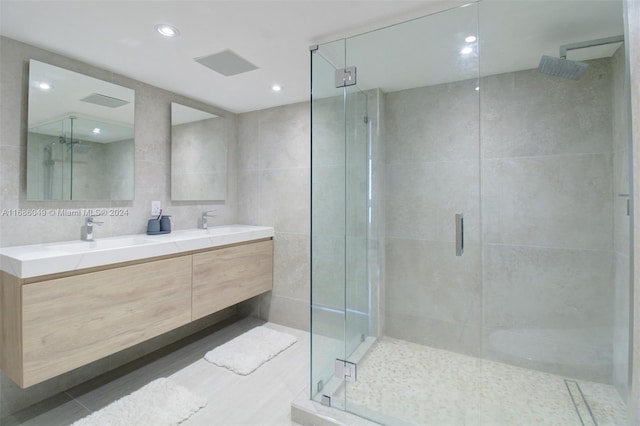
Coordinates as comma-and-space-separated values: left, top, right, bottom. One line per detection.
64, 390, 93, 415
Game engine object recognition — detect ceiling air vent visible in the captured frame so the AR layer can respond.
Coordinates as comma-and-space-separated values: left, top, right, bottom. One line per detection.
80, 93, 130, 108
195, 49, 258, 76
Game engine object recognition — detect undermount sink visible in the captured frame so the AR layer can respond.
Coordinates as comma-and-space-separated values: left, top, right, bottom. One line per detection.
0, 225, 274, 278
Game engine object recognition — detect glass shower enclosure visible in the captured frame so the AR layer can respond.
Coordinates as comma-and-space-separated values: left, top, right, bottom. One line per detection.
310, 1, 633, 424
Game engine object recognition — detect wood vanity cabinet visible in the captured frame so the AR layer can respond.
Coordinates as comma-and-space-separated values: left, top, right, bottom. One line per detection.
1, 256, 192, 387
192, 239, 273, 320
0, 239, 273, 388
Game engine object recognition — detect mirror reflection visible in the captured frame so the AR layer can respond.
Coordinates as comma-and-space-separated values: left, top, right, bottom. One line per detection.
171, 103, 227, 201
26, 60, 135, 201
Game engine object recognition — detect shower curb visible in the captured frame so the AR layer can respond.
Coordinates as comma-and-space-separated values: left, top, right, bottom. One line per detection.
291, 390, 380, 426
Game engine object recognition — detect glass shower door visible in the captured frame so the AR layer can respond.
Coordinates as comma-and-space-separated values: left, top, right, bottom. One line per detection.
341, 4, 482, 424
311, 4, 482, 423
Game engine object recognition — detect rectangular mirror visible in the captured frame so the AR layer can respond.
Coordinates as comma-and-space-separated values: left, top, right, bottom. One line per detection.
171, 103, 227, 201
27, 60, 135, 201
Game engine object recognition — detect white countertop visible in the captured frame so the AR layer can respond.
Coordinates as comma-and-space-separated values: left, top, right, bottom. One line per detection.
0, 225, 274, 279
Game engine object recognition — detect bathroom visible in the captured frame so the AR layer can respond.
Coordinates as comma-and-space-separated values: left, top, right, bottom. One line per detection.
1, 0, 639, 425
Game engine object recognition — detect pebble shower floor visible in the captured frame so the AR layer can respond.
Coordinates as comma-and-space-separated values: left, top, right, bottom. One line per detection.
334, 337, 628, 426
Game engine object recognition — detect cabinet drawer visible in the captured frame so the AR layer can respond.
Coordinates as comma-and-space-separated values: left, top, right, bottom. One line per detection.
20, 256, 192, 387
192, 240, 273, 320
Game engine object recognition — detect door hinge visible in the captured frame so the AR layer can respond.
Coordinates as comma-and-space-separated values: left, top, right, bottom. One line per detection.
335, 359, 357, 382
335, 66, 357, 88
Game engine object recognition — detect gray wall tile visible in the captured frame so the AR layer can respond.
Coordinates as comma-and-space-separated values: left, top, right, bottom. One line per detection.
611, 42, 632, 399
386, 160, 480, 243
272, 232, 310, 301
481, 58, 613, 159
237, 111, 260, 171
259, 103, 310, 170
260, 168, 310, 235
236, 101, 311, 331
627, 0, 640, 420
483, 245, 613, 329
385, 79, 479, 164
482, 154, 613, 251
386, 238, 481, 326
383, 53, 620, 385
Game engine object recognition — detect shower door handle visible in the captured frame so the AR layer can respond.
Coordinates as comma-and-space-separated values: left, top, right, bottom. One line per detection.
455, 213, 464, 256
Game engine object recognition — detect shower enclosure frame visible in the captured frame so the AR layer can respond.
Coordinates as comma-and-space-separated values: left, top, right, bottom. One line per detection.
308, 1, 635, 425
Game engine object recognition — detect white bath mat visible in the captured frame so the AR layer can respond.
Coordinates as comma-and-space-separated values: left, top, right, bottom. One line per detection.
71, 377, 207, 426
204, 326, 297, 375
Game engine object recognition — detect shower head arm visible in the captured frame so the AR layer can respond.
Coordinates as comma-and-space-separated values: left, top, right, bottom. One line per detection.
559, 35, 624, 59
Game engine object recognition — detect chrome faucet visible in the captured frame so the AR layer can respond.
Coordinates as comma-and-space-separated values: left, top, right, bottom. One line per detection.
81, 216, 103, 241
201, 210, 217, 229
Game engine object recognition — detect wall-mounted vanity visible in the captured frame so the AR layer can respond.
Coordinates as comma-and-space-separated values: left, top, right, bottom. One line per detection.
1, 52, 254, 390
0, 225, 273, 388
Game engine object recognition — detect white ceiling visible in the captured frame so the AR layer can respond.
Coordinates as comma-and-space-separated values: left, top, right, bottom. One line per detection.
0, 0, 464, 114
0, 0, 625, 114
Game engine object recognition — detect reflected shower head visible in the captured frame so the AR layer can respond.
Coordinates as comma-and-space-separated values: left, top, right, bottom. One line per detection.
537, 55, 589, 80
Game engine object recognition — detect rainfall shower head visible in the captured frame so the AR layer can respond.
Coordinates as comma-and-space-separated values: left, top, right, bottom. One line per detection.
58, 135, 91, 153
537, 35, 624, 80
537, 56, 588, 80
58, 135, 78, 146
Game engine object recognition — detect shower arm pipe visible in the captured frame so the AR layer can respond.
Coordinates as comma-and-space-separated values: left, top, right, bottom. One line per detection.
559, 35, 624, 59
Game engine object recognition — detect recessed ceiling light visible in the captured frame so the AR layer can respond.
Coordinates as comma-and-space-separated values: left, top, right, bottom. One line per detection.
460, 46, 473, 55
38, 82, 51, 90
465, 35, 477, 43
475, 86, 480, 91
92, 128, 101, 134
155, 24, 179, 38
271, 84, 282, 92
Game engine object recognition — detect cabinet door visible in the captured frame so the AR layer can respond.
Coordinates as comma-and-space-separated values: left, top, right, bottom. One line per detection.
192, 240, 273, 320
21, 256, 192, 387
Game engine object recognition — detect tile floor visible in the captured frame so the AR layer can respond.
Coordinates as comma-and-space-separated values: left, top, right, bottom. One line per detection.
3, 317, 309, 426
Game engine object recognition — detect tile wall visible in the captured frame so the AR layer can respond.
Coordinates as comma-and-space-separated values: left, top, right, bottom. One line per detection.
480, 58, 616, 383
628, 0, 640, 423
611, 44, 631, 399
383, 78, 482, 355
236, 102, 311, 330
383, 56, 620, 384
